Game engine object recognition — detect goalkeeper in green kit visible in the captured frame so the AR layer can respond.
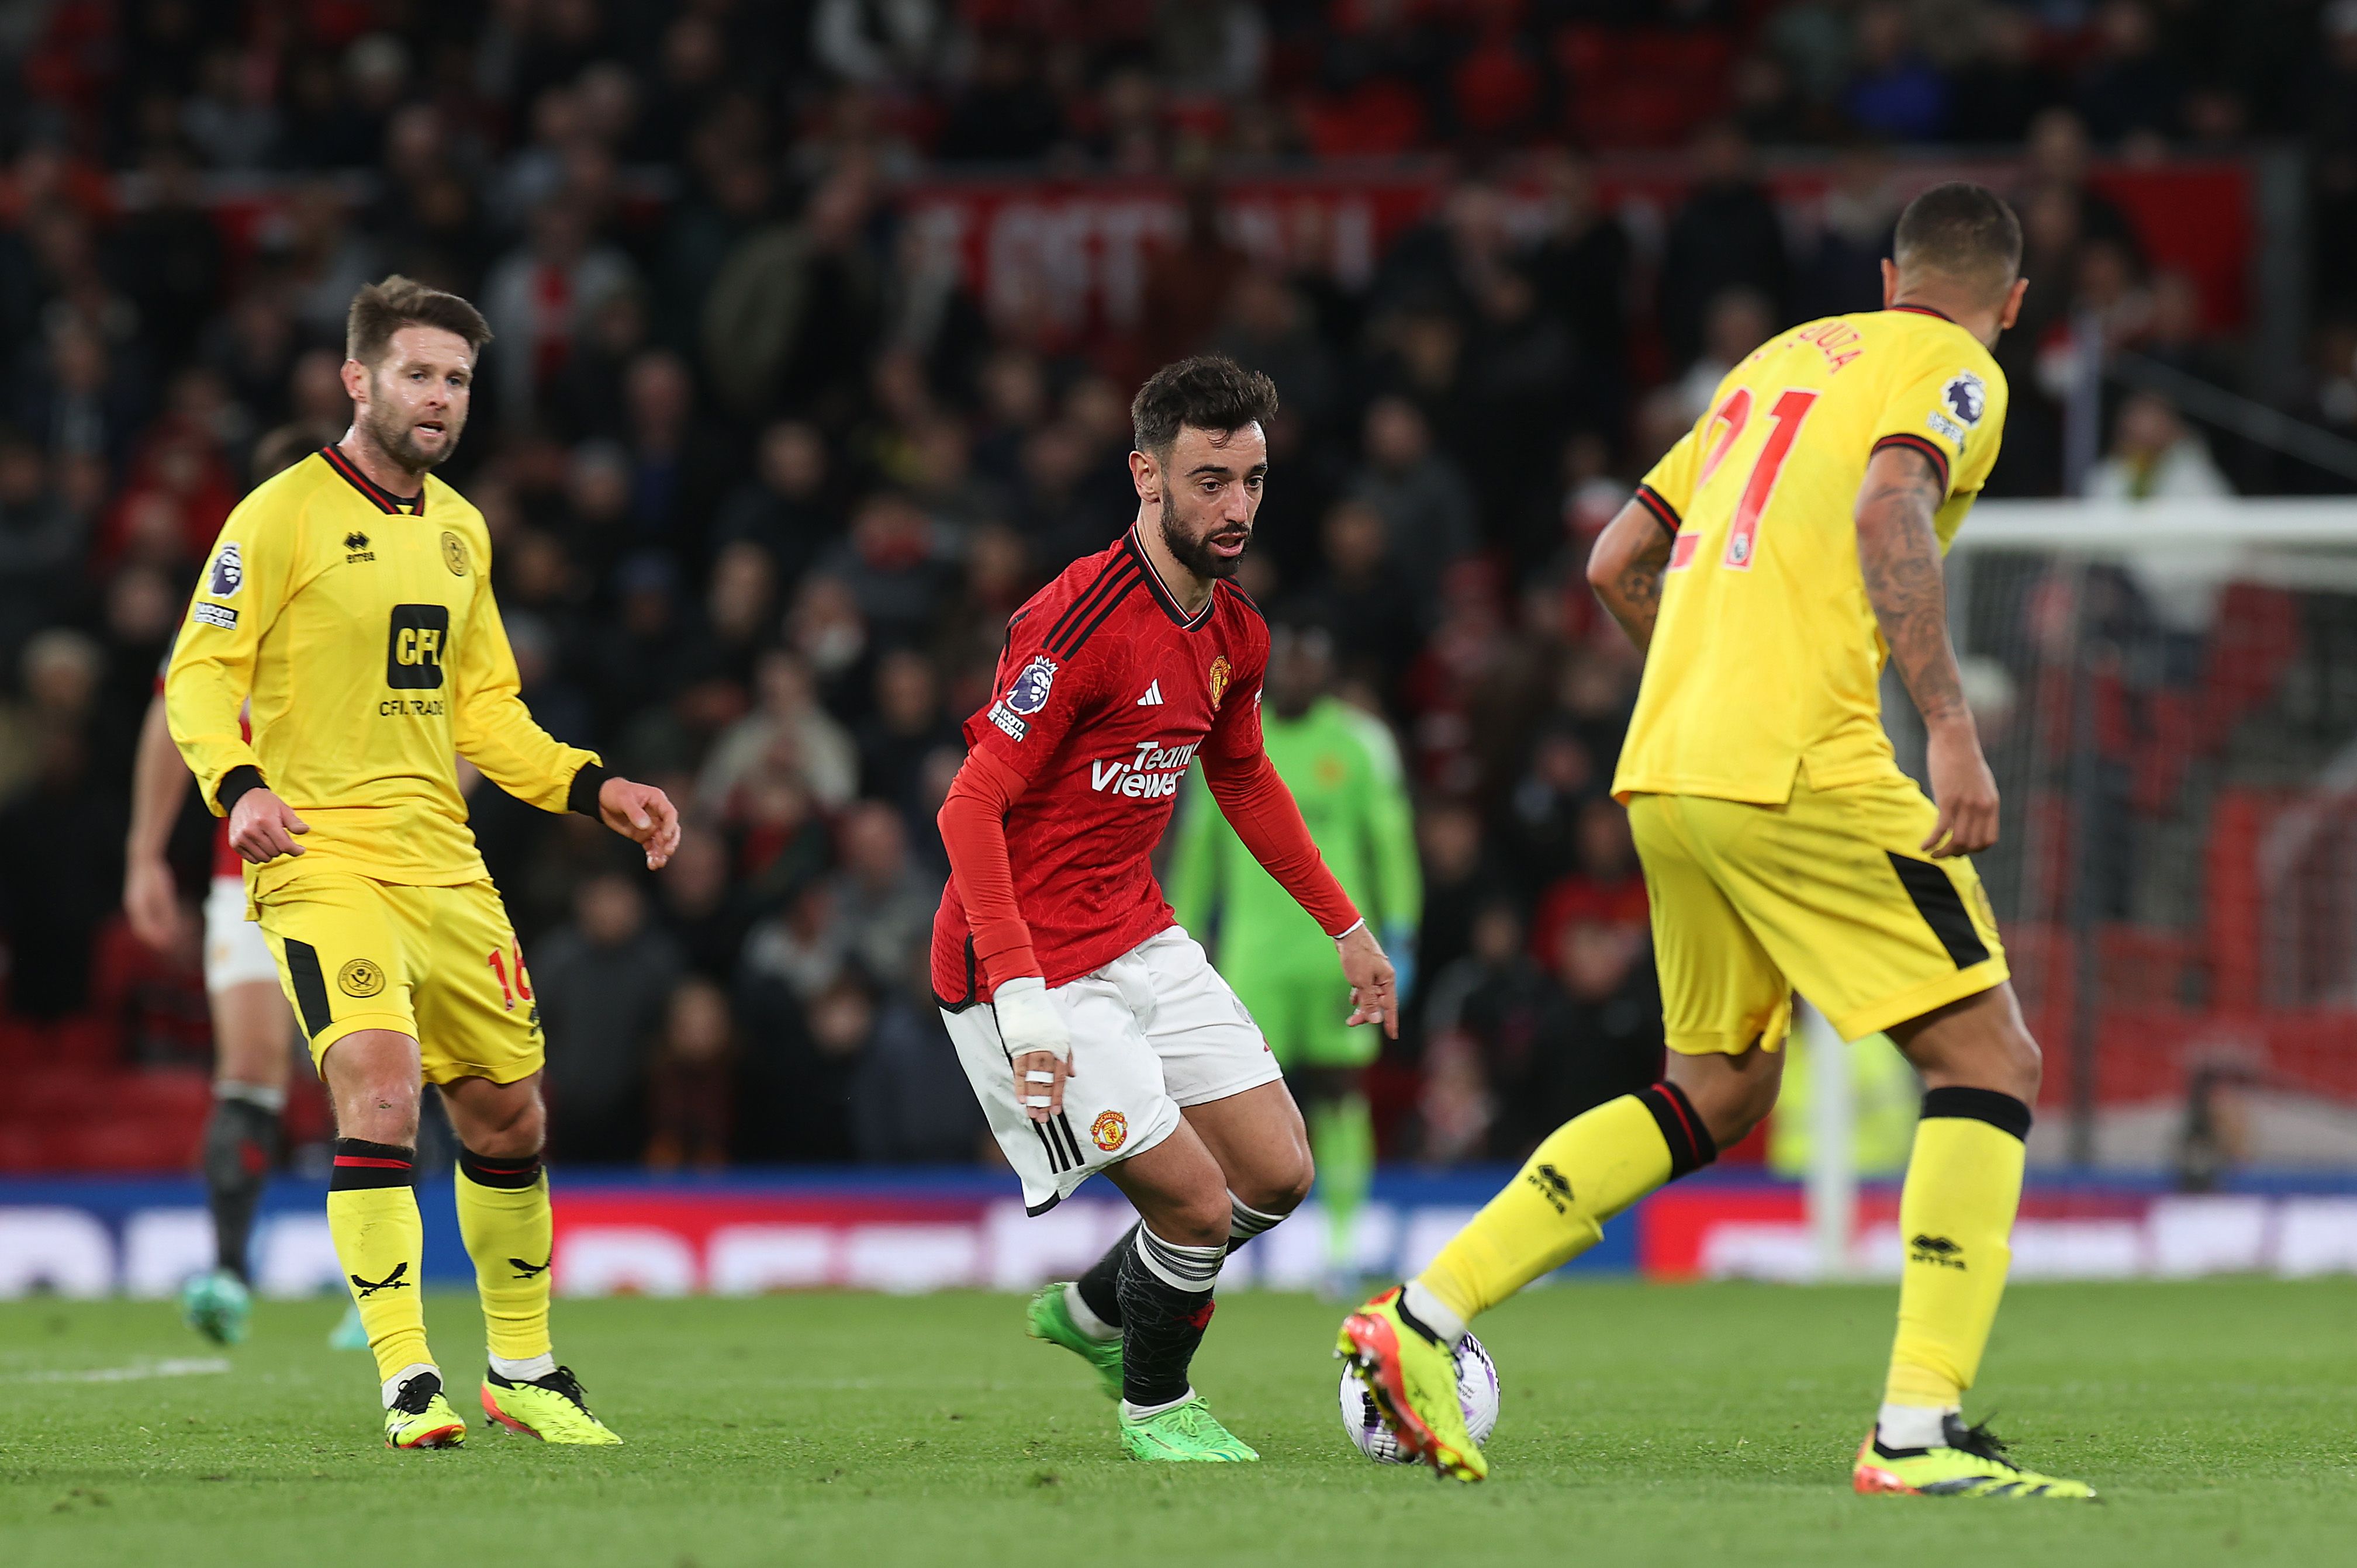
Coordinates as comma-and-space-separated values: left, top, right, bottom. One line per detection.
1168, 622, 1420, 1293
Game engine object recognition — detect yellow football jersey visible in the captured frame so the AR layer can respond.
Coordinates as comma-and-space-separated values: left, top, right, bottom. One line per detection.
165, 446, 600, 892
1612, 305, 2007, 805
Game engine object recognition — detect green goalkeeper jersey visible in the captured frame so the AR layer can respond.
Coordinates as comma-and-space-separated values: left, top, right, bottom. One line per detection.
1169, 695, 1421, 983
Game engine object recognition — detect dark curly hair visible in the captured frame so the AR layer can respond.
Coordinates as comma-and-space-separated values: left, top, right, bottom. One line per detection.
1130, 355, 1280, 462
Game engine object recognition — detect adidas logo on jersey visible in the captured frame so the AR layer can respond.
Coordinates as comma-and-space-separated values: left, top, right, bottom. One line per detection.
1137, 680, 1164, 706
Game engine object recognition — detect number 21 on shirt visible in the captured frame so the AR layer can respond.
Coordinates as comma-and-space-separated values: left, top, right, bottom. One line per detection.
1693, 386, 1820, 572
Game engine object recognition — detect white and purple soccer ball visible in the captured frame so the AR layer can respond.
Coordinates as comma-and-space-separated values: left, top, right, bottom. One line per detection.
1339, 1331, 1501, 1463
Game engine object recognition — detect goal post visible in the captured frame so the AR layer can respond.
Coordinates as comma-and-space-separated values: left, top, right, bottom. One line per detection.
1941, 497, 2357, 1172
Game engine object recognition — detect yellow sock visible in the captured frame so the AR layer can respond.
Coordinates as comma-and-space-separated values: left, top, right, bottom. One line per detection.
1419, 1086, 1715, 1323
1883, 1089, 2031, 1408
455, 1148, 554, 1365
327, 1139, 430, 1385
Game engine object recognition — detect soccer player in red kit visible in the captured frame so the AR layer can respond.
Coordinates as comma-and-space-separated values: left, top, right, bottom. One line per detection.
935, 357, 1398, 1461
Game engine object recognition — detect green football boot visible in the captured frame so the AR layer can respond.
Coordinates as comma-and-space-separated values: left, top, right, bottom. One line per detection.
383, 1370, 466, 1450
179, 1269, 250, 1347
481, 1366, 623, 1445
1854, 1416, 2097, 1499
1336, 1286, 1487, 1482
1118, 1396, 1259, 1462
1025, 1283, 1123, 1400
329, 1302, 370, 1351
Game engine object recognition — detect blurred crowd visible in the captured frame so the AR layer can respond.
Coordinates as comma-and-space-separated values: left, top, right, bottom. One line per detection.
2, 0, 2354, 1171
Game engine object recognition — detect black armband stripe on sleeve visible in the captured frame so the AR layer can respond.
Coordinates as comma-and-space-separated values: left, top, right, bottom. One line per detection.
568, 761, 615, 816
216, 765, 267, 815
1633, 484, 1681, 538
1871, 434, 1952, 496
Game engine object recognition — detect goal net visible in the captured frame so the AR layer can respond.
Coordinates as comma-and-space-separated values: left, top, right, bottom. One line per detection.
1887, 498, 2357, 1174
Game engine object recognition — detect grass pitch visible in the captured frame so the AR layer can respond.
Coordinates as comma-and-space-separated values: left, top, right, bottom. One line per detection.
4, 1279, 2353, 1567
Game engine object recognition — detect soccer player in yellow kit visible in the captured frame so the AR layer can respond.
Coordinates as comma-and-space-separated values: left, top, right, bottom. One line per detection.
165, 276, 681, 1450
1339, 184, 2096, 1498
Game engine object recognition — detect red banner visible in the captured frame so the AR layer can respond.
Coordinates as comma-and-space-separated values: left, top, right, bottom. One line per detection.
901, 156, 2253, 342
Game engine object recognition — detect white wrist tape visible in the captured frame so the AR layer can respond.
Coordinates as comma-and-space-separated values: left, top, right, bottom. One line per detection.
993, 975, 1071, 1063
1330, 918, 1367, 942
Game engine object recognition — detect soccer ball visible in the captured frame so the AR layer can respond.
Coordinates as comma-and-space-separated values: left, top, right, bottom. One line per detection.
1339, 1331, 1501, 1463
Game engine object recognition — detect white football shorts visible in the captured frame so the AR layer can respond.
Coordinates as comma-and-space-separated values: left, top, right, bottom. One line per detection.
203, 874, 278, 992
942, 925, 1282, 1214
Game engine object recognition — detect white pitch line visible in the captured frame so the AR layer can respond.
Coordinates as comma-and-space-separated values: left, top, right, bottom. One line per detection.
12, 1358, 233, 1384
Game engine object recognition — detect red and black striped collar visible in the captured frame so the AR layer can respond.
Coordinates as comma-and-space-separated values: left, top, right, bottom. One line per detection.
1123, 525, 1218, 631
1889, 303, 1957, 324
317, 444, 427, 515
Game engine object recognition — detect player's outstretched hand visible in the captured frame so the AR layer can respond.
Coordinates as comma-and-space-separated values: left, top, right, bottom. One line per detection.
599, 777, 682, 870
994, 977, 1072, 1123
229, 787, 309, 864
123, 854, 189, 952
1923, 721, 2000, 858
1338, 923, 1399, 1040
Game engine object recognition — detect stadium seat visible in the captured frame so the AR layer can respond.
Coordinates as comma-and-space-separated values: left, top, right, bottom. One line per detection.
1555, 27, 1733, 150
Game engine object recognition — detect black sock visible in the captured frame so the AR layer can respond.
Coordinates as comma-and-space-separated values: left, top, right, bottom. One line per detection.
1076, 1223, 1135, 1331
203, 1096, 279, 1281
1115, 1228, 1222, 1407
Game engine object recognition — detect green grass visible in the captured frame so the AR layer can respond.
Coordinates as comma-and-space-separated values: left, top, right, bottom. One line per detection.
4, 1280, 2353, 1566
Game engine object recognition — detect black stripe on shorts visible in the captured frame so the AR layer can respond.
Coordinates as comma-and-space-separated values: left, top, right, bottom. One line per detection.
282, 938, 336, 1039
1885, 852, 1992, 969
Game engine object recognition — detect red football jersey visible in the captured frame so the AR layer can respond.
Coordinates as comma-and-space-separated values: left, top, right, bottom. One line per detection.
932, 525, 1270, 1003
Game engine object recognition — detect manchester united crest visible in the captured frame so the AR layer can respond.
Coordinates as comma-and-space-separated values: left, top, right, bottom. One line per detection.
1090, 1110, 1128, 1152
1207, 655, 1232, 711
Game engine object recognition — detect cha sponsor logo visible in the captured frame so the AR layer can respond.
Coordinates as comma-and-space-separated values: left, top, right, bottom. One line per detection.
1088, 738, 1201, 799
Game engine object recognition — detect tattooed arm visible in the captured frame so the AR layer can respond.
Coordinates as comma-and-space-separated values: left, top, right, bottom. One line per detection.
1855, 444, 1998, 857
1586, 498, 1677, 653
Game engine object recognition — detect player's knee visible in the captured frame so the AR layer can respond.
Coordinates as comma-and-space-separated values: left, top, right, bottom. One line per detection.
1700, 1085, 1775, 1150
453, 1086, 546, 1158
467, 1104, 545, 1159
1993, 1026, 2042, 1103
1238, 1154, 1314, 1218
1152, 1190, 1235, 1249
337, 1079, 420, 1144
1671, 1064, 1780, 1151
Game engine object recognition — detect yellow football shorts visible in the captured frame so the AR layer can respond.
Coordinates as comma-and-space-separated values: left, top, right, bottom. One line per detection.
253, 871, 542, 1084
1626, 773, 2009, 1055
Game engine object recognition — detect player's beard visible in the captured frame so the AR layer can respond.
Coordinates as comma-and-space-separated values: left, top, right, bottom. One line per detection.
360, 387, 463, 476
1159, 484, 1249, 581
